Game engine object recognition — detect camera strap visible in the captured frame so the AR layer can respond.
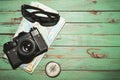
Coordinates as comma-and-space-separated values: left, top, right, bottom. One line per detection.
21, 4, 60, 26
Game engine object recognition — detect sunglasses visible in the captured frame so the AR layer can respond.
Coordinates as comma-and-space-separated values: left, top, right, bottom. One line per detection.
21, 4, 60, 26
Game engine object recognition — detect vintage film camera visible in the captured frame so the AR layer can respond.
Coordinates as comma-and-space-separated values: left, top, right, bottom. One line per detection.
3, 27, 48, 69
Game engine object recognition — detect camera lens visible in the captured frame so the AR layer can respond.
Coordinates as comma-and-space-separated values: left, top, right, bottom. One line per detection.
21, 41, 33, 53
18, 39, 36, 56
18, 39, 36, 59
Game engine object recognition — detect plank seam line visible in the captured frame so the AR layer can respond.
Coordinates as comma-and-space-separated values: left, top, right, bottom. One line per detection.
1, 10, 120, 12
52, 45, 120, 47
0, 33, 120, 36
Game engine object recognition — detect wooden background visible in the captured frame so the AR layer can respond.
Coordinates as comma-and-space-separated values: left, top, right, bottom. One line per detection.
0, 0, 120, 80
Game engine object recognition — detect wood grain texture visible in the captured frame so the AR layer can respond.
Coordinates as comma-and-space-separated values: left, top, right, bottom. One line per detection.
0, 0, 120, 80
0, 35, 120, 47
0, 23, 120, 35
0, 70, 120, 80
0, 58, 120, 70
0, 55, 120, 79
0, 0, 120, 11
0, 12, 120, 23
0, 47, 120, 59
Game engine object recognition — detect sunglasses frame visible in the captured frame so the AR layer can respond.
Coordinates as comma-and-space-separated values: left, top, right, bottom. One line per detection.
21, 4, 60, 26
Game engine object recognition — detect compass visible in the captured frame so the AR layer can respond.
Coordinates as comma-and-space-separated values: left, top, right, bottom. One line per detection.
45, 61, 61, 78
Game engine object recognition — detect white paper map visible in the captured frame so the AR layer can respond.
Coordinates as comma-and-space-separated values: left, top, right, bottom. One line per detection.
5, 2, 65, 73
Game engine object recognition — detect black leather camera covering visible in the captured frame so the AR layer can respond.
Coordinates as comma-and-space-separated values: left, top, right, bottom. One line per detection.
3, 28, 48, 69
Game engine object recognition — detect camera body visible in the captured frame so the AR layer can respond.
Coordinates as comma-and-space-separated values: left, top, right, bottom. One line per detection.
3, 27, 48, 69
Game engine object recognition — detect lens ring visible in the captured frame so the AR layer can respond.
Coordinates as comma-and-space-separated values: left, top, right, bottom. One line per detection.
21, 41, 33, 53
18, 39, 36, 57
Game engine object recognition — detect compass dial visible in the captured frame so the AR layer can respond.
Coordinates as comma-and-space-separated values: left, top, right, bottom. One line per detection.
45, 61, 61, 78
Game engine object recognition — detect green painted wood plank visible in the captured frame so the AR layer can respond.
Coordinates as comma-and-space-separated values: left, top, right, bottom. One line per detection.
34, 71, 120, 80
0, 0, 120, 11
0, 47, 120, 59
61, 23, 120, 35
0, 35, 120, 46
0, 70, 120, 80
0, 58, 120, 70
0, 23, 120, 35
45, 47, 120, 59
38, 59, 120, 71
60, 12, 120, 22
0, 12, 120, 23
0, 35, 11, 46
53, 35, 120, 46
